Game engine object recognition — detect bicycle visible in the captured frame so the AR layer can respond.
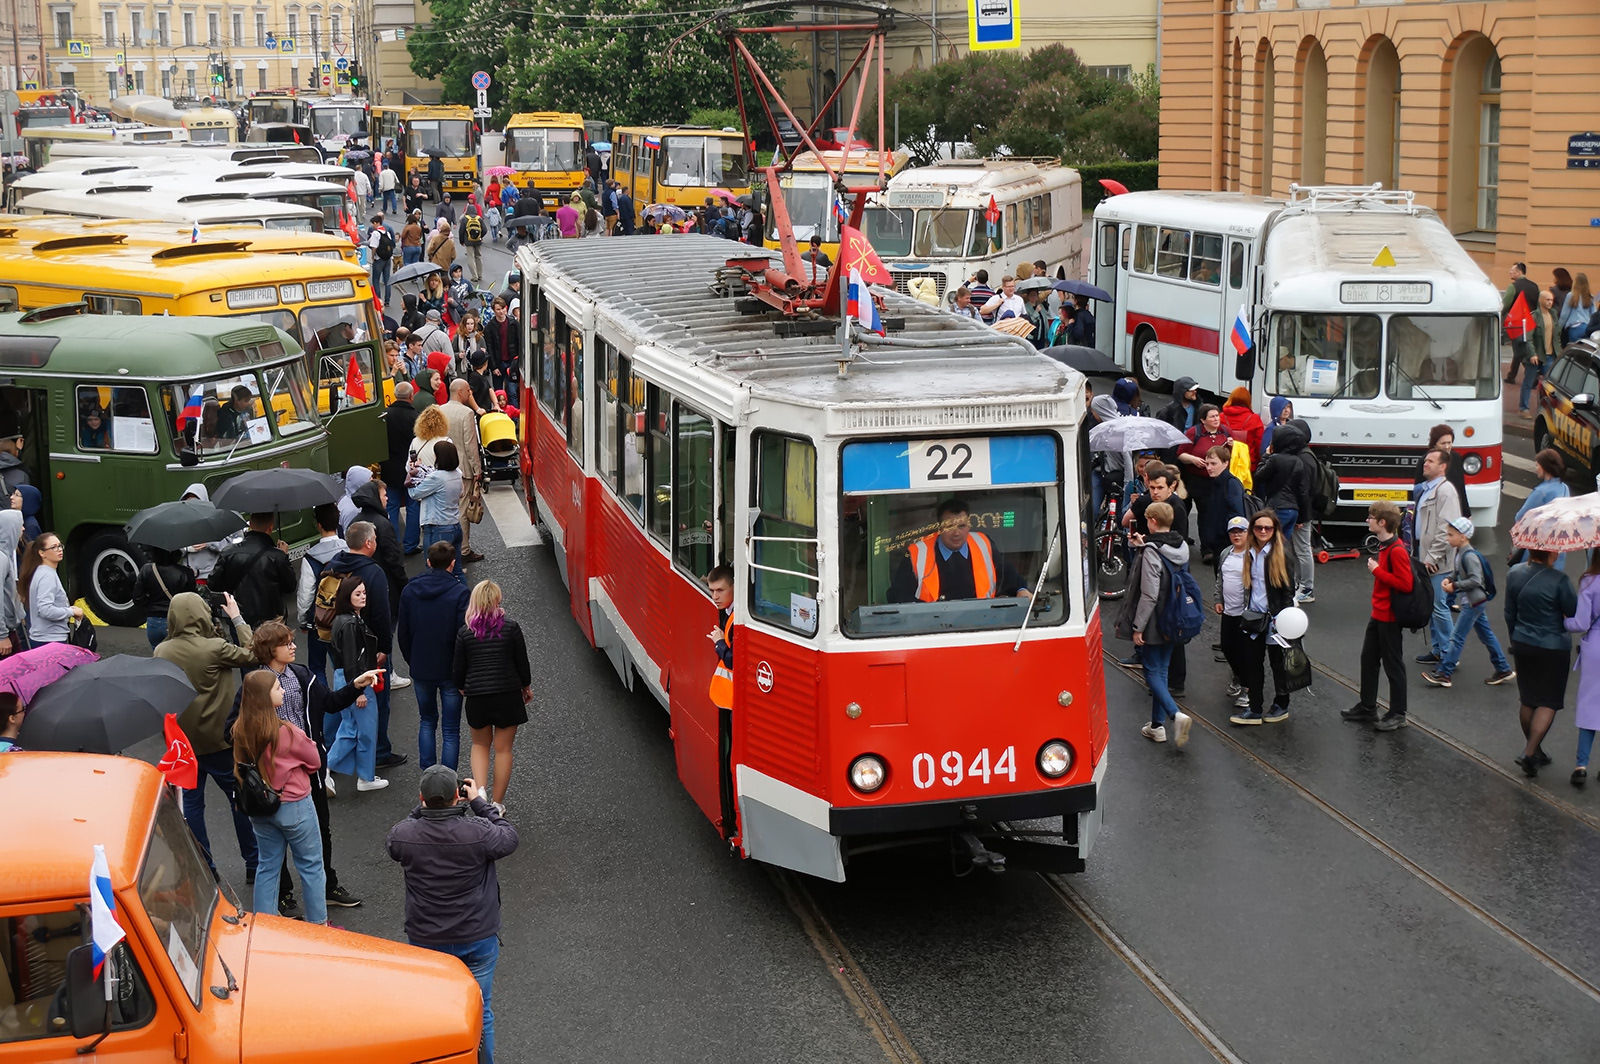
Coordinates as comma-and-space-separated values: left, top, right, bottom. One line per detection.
1094, 491, 1131, 599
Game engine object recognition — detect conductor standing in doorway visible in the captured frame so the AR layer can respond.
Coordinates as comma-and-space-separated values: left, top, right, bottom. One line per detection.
707, 564, 737, 840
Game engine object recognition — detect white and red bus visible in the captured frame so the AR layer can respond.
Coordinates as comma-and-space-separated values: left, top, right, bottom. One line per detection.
515, 235, 1108, 881
1092, 185, 1504, 525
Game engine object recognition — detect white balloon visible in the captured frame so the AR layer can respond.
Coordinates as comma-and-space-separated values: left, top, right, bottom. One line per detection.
1275, 606, 1309, 641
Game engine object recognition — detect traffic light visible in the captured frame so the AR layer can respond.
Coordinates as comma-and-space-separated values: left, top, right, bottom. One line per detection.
307, 68, 318, 90
124, 75, 134, 91
348, 63, 360, 90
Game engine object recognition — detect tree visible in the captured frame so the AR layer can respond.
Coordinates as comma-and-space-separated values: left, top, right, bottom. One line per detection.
409, 1, 800, 129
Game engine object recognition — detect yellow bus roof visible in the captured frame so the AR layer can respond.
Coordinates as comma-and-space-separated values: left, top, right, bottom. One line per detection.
506, 112, 585, 129
0, 240, 368, 301
613, 125, 745, 139
407, 105, 474, 120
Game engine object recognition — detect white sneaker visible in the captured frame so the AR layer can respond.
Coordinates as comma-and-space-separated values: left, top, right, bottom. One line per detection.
356, 776, 390, 792
1225, 682, 1243, 698
390, 674, 413, 689
491, 801, 506, 817
324, 774, 337, 798
1233, 691, 1251, 708
1173, 712, 1193, 749
1141, 724, 1167, 743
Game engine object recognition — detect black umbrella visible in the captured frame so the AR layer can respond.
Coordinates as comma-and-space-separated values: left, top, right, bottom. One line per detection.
125, 500, 245, 553
1040, 344, 1125, 377
19, 656, 195, 753
392, 260, 443, 285
505, 215, 549, 230
1053, 279, 1114, 302
212, 468, 342, 513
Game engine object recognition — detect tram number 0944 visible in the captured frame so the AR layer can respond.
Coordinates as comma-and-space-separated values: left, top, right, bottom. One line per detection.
911, 747, 1017, 789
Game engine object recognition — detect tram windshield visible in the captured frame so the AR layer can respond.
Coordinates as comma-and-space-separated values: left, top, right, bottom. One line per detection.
837, 434, 1068, 637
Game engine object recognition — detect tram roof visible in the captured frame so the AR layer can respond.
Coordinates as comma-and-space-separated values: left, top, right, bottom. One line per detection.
522, 235, 1079, 417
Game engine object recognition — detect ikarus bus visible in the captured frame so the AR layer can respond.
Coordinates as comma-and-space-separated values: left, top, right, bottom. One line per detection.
1092, 184, 1503, 524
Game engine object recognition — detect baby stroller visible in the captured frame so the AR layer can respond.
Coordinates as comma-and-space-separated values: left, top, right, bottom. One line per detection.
479, 410, 520, 483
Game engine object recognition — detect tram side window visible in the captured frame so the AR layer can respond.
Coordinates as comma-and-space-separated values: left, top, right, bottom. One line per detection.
566, 330, 584, 461
75, 385, 157, 454
719, 426, 734, 570
646, 384, 671, 542
1132, 225, 1155, 273
597, 340, 620, 490
748, 431, 818, 637
83, 294, 141, 316
1078, 427, 1096, 606
673, 403, 714, 578
617, 356, 644, 519
538, 299, 559, 414
1189, 233, 1223, 287
1155, 228, 1190, 279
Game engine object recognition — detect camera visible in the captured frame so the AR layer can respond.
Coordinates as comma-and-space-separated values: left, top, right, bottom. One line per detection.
458, 783, 470, 798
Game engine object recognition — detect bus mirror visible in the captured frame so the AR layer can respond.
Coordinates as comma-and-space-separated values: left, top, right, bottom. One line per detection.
179, 447, 200, 467
1236, 349, 1254, 382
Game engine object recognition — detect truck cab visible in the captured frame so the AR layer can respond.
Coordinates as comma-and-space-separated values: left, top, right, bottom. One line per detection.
0, 754, 482, 1061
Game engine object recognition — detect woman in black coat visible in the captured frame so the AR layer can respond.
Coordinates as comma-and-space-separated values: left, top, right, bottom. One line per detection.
454, 579, 532, 812
136, 548, 199, 648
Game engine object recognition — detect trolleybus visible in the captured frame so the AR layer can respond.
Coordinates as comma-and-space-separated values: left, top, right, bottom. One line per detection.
515, 235, 1107, 881
764, 148, 910, 264
610, 125, 751, 209
492, 111, 587, 199
862, 157, 1083, 305
306, 95, 369, 153
404, 105, 478, 195
247, 90, 307, 128
1092, 184, 1503, 524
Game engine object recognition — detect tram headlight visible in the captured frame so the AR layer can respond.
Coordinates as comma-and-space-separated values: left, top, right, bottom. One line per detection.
1037, 741, 1073, 779
1461, 453, 1483, 476
849, 755, 887, 793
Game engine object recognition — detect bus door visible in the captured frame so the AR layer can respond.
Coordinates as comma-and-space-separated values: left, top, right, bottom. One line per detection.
1094, 221, 1121, 356
0, 385, 50, 521
1226, 237, 1252, 383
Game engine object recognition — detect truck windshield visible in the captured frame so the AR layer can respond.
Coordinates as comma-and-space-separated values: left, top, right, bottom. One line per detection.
139, 789, 217, 1007
838, 434, 1068, 638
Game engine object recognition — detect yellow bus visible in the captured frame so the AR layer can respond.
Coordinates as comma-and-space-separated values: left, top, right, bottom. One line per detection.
370, 104, 413, 157
405, 105, 479, 196
610, 125, 751, 208
0, 238, 389, 471
0, 214, 361, 265
19, 124, 188, 171
497, 112, 586, 198
107, 95, 238, 143
180, 107, 240, 144
764, 148, 911, 262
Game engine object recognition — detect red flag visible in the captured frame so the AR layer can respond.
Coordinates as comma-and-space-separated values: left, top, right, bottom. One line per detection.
156, 714, 197, 790
985, 194, 1001, 226
1505, 289, 1535, 341
838, 225, 893, 287
345, 354, 369, 402
293, 129, 301, 144
347, 178, 357, 202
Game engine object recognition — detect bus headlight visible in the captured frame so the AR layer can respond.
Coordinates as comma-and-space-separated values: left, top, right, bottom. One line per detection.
849, 755, 887, 793
1037, 741, 1073, 778
1461, 453, 1483, 476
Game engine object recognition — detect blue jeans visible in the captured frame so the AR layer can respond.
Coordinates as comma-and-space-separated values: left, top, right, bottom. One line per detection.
1519, 360, 1545, 412
422, 523, 463, 581
1579, 728, 1596, 769
371, 256, 392, 305
415, 679, 464, 770
1140, 641, 1181, 728
384, 189, 399, 213
146, 614, 167, 648
412, 935, 499, 1063
1427, 571, 1452, 657
308, 637, 329, 686
182, 749, 258, 876
388, 483, 422, 553
251, 795, 327, 924
326, 683, 378, 780
1437, 599, 1510, 678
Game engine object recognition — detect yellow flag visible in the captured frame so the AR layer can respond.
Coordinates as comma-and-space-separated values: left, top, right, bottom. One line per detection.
1371, 245, 1396, 268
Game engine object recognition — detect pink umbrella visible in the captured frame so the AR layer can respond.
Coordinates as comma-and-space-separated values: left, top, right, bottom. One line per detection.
0, 642, 98, 704
484, 165, 515, 178
709, 188, 739, 203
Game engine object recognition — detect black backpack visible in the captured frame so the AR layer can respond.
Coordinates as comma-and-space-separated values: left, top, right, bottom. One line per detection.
233, 759, 281, 818
1311, 453, 1340, 519
374, 226, 395, 261
1388, 546, 1435, 631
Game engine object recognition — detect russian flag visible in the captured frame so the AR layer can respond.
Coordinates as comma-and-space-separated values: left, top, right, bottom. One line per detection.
643, 135, 661, 151
190, 222, 201, 244
832, 194, 849, 226
1230, 305, 1253, 356
848, 268, 883, 336
176, 388, 205, 431
90, 844, 125, 985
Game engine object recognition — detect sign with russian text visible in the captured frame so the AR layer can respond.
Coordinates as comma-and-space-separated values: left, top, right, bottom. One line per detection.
1568, 133, 1600, 157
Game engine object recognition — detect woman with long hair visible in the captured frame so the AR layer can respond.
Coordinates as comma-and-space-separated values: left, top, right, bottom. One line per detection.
1413, 423, 1469, 511
1214, 516, 1256, 713
420, 271, 449, 316
1219, 386, 1265, 465
233, 670, 329, 924
1565, 552, 1600, 786
453, 580, 531, 811
325, 575, 387, 792
1229, 510, 1296, 725
135, 546, 198, 648
19, 533, 82, 645
1561, 272, 1596, 345
1507, 548, 1578, 777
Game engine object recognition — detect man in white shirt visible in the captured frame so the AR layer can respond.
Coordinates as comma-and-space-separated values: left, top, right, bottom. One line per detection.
981, 275, 1025, 321
379, 166, 399, 214
352, 166, 372, 205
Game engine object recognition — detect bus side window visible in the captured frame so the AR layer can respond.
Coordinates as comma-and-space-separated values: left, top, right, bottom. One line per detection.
1120, 226, 1132, 270
1228, 243, 1247, 289
636, 147, 650, 176
84, 294, 141, 315
76, 385, 156, 453
1190, 233, 1223, 287
0, 286, 15, 313
1006, 204, 1018, 245
1155, 227, 1190, 279
1132, 225, 1155, 273
1098, 224, 1118, 268
1039, 194, 1052, 233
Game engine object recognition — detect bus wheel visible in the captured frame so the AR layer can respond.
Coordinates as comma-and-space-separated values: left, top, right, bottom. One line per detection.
1134, 330, 1162, 390
79, 529, 144, 627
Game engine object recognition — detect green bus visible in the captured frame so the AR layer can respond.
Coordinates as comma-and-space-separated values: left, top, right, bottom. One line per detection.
0, 305, 332, 624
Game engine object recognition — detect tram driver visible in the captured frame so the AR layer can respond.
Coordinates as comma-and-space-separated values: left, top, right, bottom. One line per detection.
887, 498, 1032, 604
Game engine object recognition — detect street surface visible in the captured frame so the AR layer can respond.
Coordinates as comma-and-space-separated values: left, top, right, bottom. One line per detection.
100, 237, 1600, 1061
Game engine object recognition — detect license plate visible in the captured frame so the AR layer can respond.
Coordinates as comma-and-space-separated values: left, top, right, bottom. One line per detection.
1350, 488, 1410, 501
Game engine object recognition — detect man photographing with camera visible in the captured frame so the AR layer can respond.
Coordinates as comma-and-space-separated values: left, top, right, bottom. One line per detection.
387, 764, 518, 1063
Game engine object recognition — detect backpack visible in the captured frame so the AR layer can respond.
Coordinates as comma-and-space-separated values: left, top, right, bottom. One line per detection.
462, 212, 484, 245
233, 758, 281, 818
1311, 452, 1341, 519
1469, 547, 1497, 601
374, 227, 395, 261
1227, 440, 1254, 492
1156, 554, 1206, 643
312, 566, 344, 642
1242, 490, 1267, 520
1387, 545, 1434, 631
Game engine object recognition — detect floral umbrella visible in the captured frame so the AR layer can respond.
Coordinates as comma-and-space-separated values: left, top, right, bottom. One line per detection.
484, 166, 515, 178
1510, 492, 1600, 552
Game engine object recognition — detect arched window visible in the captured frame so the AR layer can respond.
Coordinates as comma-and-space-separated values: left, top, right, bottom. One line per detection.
1256, 40, 1275, 197
1446, 35, 1499, 236
1362, 38, 1401, 189
1298, 39, 1327, 186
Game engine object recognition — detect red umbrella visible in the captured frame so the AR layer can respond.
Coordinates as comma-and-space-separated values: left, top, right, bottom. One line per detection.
0, 643, 98, 704
1098, 178, 1129, 197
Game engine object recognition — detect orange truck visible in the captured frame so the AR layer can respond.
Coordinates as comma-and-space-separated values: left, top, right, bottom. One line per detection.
0, 753, 482, 1060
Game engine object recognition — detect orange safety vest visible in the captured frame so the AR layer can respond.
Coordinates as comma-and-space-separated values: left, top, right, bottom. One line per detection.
708, 610, 734, 709
909, 531, 996, 602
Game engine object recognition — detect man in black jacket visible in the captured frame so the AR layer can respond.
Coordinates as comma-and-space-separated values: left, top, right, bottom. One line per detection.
382, 386, 421, 555
388, 764, 518, 1064
208, 513, 296, 627
323, 522, 407, 769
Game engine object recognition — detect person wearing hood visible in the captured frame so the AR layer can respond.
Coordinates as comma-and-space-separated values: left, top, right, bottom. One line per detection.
351, 478, 410, 609
134, 546, 199, 648
296, 503, 347, 681
1114, 501, 1193, 749
1253, 418, 1312, 552
1219, 387, 1265, 465
399, 292, 425, 333
0, 417, 30, 495
338, 465, 374, 535
0, 504, 25, 656
399, 541, 472, 770
178, 483, 228, 579
153, 590, 260, 879
412, 370, 439, 413
1156, 377, 1200, 434
1259, 397, 1294, 455
1111, 377, 1148, 417
1089, 393, 1124, 520
15, 483, 41, 545
1283, 417, 1322, 603
321, 521, 408, 772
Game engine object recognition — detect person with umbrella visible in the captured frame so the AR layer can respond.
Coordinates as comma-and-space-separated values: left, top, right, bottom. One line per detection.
154, 591, 260, 881
208, 513, 297, 630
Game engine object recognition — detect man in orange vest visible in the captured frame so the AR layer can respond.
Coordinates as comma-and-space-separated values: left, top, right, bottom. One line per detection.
887, 498, 1031, 604
706, 564, 737, 839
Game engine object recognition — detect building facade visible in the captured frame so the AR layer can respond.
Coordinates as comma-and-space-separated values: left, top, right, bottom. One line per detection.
1159, 0, 1600, 278
3, 0, 46, 92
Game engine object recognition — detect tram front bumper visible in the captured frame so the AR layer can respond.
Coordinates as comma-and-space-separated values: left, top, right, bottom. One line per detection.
828, 780, 1098, 836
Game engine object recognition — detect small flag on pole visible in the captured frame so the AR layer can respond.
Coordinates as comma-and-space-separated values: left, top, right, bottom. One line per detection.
190, 222, 201, 244
847, 268, 884, 337
1505, 289, 1535, 341
156, 714, 197, 789
1230, 306, 1253, 356
642, 134, 661, 151
90, 844, 124, 993
832, 194, 849, 227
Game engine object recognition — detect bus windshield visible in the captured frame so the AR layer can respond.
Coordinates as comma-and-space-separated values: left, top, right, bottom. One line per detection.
838, 435, 1067, 638
507, 128, 582, 172
409, 120, 472, 157
311, 108, 365, 139
661, 136, 747, 188
187, 125, 232, 144
774, 176, 832, 242
301, 299, 376, 357
1386, 315, 1499, 400
264, 217, 317, 231
167, 369, 298, 456
1268, 312, 1382, 400
250, 101, 295, 125
860, 206, 986, 259
862, 206, 913, 256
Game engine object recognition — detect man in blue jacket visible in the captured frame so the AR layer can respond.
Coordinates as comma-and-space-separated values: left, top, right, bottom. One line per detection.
397, 542, 471, 771
321, 522, 407, 769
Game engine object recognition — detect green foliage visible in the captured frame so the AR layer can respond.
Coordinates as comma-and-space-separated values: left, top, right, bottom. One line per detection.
687, 108, 742, 131
409, 1, 799, 129
1078, 160, 1161, 212
878, 44, 1158, 167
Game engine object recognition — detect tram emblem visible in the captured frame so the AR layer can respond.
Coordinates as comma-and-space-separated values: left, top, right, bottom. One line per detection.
756, 661, 775, 693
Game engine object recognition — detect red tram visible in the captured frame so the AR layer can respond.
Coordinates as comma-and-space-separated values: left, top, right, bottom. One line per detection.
515, 235, 1109, 880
